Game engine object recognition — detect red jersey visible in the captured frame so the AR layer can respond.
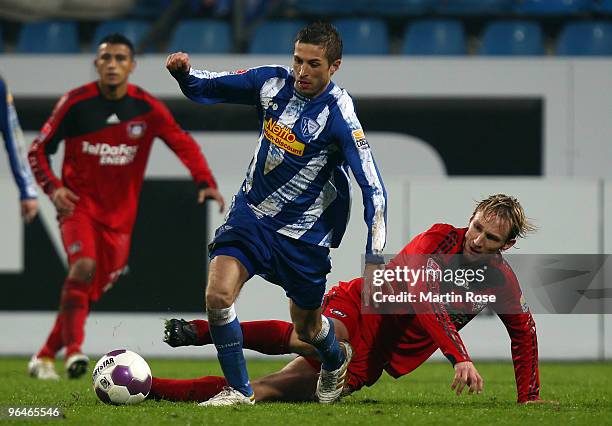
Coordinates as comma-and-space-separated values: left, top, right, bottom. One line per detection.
28, 82, 217, 233
328, 224, 540, 403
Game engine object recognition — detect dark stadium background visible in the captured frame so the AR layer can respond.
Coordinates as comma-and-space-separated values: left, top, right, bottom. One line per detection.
2, 97, 541, 311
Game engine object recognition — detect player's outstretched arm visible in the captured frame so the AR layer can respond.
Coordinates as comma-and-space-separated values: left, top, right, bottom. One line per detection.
451, 361, 484, 396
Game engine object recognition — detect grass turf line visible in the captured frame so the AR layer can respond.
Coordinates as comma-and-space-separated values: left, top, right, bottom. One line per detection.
0, 358, 610, 425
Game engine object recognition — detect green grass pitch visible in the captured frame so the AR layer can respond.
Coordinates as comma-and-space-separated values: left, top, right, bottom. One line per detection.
0, 358, 610, 425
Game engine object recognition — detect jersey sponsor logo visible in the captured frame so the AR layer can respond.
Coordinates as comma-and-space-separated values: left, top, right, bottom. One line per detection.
233, 69, 248, 75
82, 141, 139, 165
351, 128, 369, 149
263, 117, 305, 156
301, 117, 320, 137
127, 121, 146, 139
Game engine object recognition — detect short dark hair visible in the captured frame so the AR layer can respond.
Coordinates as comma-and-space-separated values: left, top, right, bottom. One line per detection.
98, 33, 135, 58
295, 22, 342, 64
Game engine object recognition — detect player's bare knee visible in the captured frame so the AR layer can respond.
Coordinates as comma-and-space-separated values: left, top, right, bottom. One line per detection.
205, 289, 234, 309
68, 258, 96, 282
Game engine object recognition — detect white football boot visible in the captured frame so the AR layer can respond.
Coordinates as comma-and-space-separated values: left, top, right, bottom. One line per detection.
198, 387, 255, 406
28, 356, 60, 380
315, 341, 353, 404
65, 353, 89, 379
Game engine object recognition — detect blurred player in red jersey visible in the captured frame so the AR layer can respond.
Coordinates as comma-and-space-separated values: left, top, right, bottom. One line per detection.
27, 34, 225, 380
156, 194, 554, 404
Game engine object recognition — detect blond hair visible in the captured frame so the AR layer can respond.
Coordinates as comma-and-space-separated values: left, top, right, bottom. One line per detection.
473, 194, 536, 241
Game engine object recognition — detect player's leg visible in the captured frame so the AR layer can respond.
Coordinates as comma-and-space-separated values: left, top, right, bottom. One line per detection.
62, 256, 96, 378
201, 251, 253, 405
275, 235, 350, 404
150, 356, 318, 403
290, 302, 352, 403
251, 356, 319, 402
164, 318, 318, 357
164, 281, 354, 359
29, 314, 63, 380
30, 214, 96, 380
149, 376, 227, 402
67, 228, 130, 379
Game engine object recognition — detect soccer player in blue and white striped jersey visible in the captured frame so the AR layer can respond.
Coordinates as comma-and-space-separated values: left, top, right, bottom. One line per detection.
166, 22, 387, 406
0, 76, 37, 223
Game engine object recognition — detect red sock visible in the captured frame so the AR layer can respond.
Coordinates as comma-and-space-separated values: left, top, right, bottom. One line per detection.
149, 376, 227, 402
191, 319, 294, 354
37, 314, 63, 359
190, 320, 212, 345
60, 278, 90, 357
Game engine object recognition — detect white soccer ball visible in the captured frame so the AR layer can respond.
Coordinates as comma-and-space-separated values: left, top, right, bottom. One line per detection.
92, 349, 152, 405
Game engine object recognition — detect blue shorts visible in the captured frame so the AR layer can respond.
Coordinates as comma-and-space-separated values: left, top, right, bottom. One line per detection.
208, 201, 331, 310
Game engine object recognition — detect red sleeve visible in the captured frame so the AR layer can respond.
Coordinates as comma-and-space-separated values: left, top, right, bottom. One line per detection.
493, 265, 541, 403
411, 264, 471, 366
27, 93, 70, 197
152, 98, 217, 189
390, 225, 471, 366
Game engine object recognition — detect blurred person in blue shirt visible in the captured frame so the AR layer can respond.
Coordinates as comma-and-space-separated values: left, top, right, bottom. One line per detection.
0, 76, 38, 223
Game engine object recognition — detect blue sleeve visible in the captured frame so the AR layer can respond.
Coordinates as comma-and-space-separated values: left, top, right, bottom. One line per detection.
171, 65, 289, 106
0, 79, 37, 200
331, 92, 387, 261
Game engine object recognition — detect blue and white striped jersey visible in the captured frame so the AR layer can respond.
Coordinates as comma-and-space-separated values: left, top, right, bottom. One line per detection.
174, 65, 386, 257
0, 77, 37, 200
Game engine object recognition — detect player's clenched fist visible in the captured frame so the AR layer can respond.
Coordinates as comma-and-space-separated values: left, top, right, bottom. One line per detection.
166, 52, 191, 75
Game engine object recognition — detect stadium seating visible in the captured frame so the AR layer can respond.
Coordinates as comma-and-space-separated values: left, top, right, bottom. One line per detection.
91, 20, 151, 51
289, 0, 365, 15
128, 0, 170, 19
362, 0, 436, 15
17, 21, 79, 54
168, 20, 232, 54
436, 0, 515, 14
515, 0, 592, 15
249, 20, 306, 54
595, 0, 612, 13
333, 19, 389, 55
479, 20, 544, 55
556, 21, 612, 55
402, 19, 466, 55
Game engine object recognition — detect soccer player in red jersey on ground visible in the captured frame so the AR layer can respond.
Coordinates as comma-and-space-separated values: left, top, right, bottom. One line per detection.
156, 194, 554, 404
27, 34, 224, 380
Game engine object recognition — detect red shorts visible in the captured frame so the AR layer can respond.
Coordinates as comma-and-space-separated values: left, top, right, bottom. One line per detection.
306, 280, 386, 392
60, 211, 130, 302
